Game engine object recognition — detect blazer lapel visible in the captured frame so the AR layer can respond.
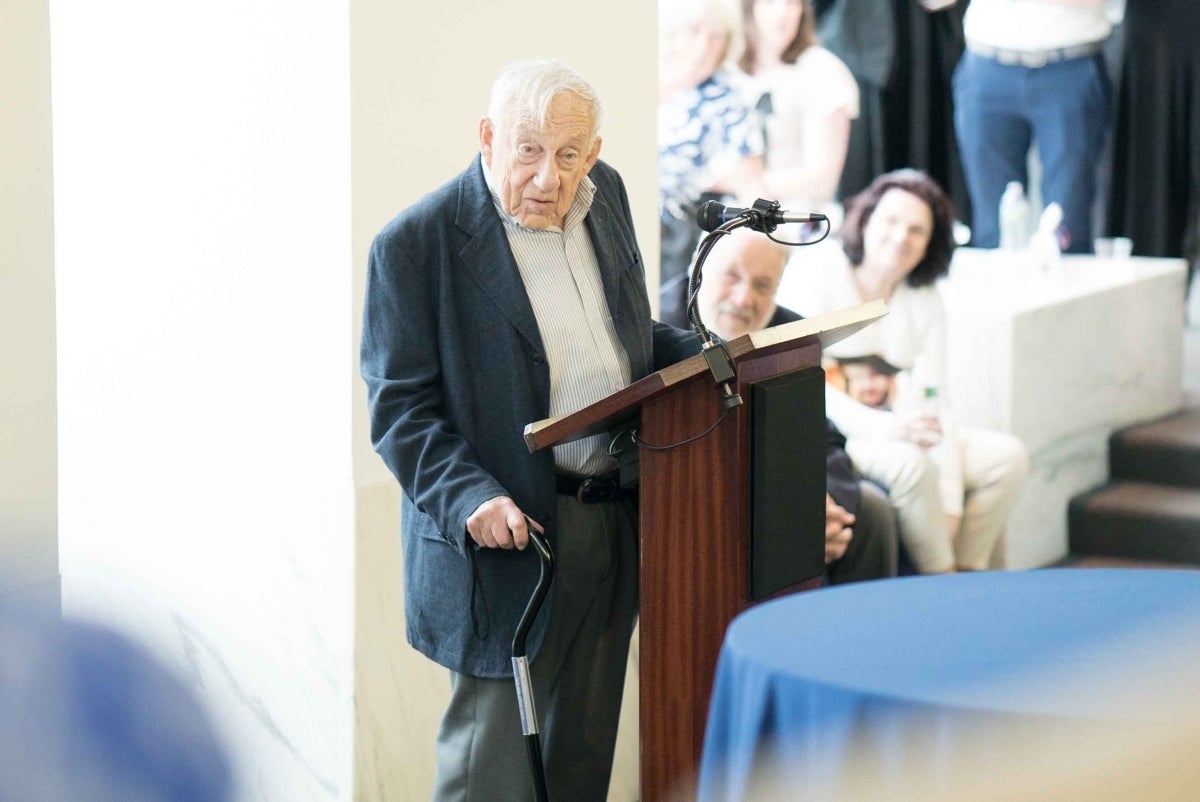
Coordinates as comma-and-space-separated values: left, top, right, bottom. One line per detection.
584, 186, 634, 329
455, 157, 545, 354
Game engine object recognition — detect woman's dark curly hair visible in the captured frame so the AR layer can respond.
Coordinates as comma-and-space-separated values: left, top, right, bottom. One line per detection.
738, 0, 817, 73
840, 168, 957, 288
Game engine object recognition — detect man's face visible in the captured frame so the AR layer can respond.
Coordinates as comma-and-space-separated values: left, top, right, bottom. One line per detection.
698, 233, 787, 339
841, 363, 892, 409
479, 92, 601, 230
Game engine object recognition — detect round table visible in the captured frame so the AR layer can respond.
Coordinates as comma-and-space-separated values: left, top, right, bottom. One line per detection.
699, 569, 1200, 801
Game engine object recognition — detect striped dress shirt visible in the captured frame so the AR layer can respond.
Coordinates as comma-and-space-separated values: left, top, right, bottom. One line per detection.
483, 163, 632, 475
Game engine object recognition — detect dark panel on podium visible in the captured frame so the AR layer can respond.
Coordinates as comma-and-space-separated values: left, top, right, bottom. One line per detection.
749, 366, 826, 599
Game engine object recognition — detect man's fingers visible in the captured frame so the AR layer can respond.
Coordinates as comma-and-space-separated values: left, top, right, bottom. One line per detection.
507, 509, 529, 550
466, 499, 547, 551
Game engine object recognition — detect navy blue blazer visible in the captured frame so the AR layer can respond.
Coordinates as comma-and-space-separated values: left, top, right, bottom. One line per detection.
361, 156, 699, 677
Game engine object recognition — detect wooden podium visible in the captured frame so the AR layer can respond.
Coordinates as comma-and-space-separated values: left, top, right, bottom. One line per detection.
524, 302, 886, 801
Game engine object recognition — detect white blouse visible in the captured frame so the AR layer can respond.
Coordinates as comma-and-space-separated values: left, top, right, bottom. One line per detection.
783, 247, 965, 514
735, 46, 859, 208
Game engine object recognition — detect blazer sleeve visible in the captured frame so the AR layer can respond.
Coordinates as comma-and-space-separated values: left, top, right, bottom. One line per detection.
360, 228, 509, 556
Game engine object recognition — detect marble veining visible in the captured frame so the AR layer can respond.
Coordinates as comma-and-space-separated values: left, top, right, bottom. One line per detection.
174, 612, 341, 799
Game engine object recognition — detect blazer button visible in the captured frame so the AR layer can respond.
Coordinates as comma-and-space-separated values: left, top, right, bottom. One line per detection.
532, 353, 545, 366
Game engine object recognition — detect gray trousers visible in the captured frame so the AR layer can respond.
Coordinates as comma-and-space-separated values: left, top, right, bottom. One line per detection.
432, 494, 639, 802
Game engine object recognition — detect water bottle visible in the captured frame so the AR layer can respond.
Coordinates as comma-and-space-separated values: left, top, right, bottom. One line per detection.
922, 385, 941, 420
1030, 202, 1064, 271
998, 182, 1030, 251
919, 385, 943, 446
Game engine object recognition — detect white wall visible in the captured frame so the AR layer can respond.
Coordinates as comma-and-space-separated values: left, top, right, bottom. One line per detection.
350, 2, 659, 799
1, 0, 59, 610
52, 2, 354, 799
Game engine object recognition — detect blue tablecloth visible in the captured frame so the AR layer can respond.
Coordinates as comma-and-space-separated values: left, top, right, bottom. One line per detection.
699, 569, 1200, 801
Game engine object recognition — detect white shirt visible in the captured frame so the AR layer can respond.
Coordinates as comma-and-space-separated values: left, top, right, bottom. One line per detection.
482, 161, 632, 475
735, 47, 860, 209
964, 0, 1110, 52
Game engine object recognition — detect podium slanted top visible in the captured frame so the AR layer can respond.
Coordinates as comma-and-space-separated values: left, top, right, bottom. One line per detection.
523, 300, 887, 453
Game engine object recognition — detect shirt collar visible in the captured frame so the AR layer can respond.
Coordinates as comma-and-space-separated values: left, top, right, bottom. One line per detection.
481, 156, 596, 233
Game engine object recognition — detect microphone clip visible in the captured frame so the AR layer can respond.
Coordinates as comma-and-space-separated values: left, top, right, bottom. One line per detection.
746, 198, 784, 234
701, 340, 744, 410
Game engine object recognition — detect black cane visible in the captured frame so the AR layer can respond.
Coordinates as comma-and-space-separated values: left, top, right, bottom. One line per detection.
511, 524, 555, 802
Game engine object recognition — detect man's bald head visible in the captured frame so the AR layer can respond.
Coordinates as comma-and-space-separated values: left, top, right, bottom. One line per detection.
697, 227, 790, 339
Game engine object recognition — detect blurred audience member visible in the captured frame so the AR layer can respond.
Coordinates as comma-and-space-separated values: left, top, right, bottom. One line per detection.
736, 0, 859, 219
1108, 0, 1200, 293
813, 0, 970, 220
659, 0, 768, 284
661, 227, 899, 584
0, 606, 233, 802
788, 169, 1029, 573
833, 354, 900, 410
953, 0, 1112, 252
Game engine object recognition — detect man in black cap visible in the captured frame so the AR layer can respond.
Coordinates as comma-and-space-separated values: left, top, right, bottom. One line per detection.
834, 353, 901, 411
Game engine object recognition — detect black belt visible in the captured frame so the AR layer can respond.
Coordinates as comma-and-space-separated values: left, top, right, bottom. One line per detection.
555, 471, 634, 504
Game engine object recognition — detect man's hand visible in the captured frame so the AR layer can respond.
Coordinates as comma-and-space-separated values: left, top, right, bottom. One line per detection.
894, 412, 943, 448
825, 493, 855, 565
466, 496, 544, 550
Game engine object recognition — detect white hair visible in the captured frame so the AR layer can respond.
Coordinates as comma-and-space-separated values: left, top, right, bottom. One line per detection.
658, 0, 744, 67
486, 59, 604, 142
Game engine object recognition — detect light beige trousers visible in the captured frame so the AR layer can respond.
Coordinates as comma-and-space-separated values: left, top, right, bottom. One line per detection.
847, 427, 1030, 572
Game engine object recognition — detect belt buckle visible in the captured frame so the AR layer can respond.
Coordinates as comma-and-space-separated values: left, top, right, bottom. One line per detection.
1023, 50, 1050, 68
577, 476, 617, 504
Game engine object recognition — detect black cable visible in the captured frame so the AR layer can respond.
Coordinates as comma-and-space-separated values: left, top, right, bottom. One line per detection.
629, 407, 734, 451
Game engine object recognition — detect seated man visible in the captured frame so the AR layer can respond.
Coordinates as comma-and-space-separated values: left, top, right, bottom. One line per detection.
834, 354, 900, 411
660, 228, 898, 583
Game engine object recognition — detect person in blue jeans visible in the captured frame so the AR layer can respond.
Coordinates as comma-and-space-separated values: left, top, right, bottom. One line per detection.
952, 0, 1112, 253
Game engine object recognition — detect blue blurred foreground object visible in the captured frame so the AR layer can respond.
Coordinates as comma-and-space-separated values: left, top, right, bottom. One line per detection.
700, 569, 1200, 801
0, 607, 233, 802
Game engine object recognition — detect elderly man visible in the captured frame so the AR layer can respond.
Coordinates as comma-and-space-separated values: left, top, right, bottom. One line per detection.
361, 60, 698, 801
660, 228, 899, 583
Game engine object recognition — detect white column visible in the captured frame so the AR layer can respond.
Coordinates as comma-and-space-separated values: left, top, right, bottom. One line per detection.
52, 2, 354, 799
0, 0, 59, 611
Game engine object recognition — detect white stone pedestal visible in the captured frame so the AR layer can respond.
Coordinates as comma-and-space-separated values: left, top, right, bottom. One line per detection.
941, 249, 1188, 568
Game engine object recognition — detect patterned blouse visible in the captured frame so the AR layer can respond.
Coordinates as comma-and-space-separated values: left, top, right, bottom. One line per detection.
657, 68, 764, 221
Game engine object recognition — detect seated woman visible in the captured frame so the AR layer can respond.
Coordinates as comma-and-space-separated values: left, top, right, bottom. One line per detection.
788, 168, 1030, 573
658, 0, 769, 284
736, 0, 859, 219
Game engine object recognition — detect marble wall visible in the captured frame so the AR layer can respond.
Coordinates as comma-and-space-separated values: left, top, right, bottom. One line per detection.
53, 2, 355, 798
942, 250, 1187, 567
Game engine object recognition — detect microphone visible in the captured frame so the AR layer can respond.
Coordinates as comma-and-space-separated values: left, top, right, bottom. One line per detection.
696, 199, 828, 233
